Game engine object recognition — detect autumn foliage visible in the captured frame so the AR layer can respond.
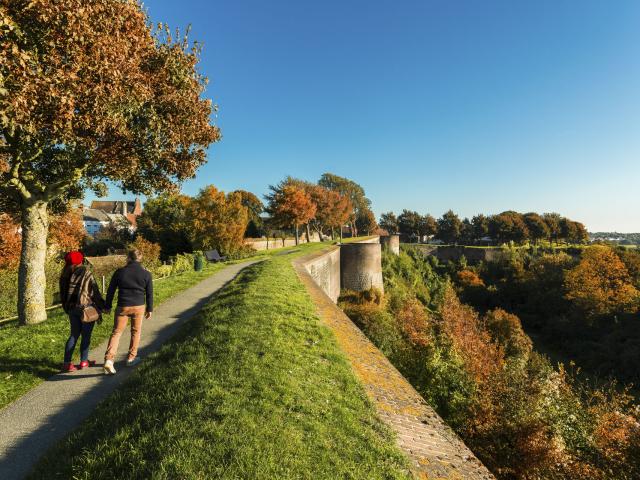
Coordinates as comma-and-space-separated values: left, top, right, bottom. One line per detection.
341, 248, 640, 479
265, 181, 316, 245
564, 245, 639, 318
188, 186, 249, 255
0, 213, 20, 269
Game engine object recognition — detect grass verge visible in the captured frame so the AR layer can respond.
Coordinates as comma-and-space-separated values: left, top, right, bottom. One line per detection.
28, 244, 409, 479
0, 262, 230, 410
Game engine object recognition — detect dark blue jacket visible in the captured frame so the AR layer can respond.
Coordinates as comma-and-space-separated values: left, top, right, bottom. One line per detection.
106, 261, 153, 312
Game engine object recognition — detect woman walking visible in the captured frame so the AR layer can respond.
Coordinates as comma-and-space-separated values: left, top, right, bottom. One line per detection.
59, 251, 105, 372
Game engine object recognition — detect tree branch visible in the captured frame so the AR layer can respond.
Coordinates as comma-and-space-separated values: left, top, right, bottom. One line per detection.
43, 165, 87, 200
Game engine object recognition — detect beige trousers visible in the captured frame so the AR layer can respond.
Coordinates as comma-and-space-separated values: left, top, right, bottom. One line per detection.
104, 305, 146, 361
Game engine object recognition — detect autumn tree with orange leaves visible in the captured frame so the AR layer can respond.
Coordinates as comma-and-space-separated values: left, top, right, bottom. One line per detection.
0, 0, 219, 324
564, 245, 639, 319
265, 183, 316, 245
188, 186, 248, 255
1, 208, 86, 269
309, 186, 352, 240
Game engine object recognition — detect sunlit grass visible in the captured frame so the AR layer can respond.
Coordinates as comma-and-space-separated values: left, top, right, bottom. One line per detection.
28, 246, 409, 479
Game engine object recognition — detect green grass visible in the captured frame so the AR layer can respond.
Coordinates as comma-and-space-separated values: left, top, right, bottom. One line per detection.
28, 244, 409, 479
0, 262, 231, 410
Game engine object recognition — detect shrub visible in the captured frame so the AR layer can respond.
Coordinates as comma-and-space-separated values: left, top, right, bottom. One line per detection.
129, 237, 161, 271
483, 308, 532, 358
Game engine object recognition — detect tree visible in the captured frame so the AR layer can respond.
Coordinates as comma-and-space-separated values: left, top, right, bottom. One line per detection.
459, 218, 474, 245
418, 214, 437, 240
48, 207, 86, 254
189, 186, 248, 254
543, 213, 562, 245
523, 213, 549, 245
136, 194, 192, 259
233, 190, 264, 238
310, 186, 352, 240
472, 214, 489, 242
379, 212, 398, 234
1, 207, 86, 267
489, 211, 529, 244
0, 1, 219, 324
265, 182, 316, 245
561, 218, 588, 244
564, 246, 639, 319
318, 173, 370, 236
436, 210, 463, 244
355, 208, 378, 236
483, 308, 532, 358
397, 209, 421, 242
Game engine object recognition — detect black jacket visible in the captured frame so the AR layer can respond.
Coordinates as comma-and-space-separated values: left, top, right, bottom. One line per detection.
106, 261, 153, 312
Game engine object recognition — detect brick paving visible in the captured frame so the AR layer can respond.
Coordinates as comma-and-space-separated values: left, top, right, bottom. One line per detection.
295, 256, 495, 480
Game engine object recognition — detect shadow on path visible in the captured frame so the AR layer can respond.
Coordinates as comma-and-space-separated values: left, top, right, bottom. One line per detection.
0, 260, 259, 480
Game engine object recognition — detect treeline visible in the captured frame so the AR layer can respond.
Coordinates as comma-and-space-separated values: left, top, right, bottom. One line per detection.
264, 173, 377, 243
129, 172, 376, 259
340, 248, 640, 479
590, 232, 640, 245
452, 243, 640, 385
380, 209, 588, 245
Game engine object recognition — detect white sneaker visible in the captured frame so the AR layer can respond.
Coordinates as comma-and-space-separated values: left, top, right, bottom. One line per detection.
126, 357, 141, 367
103, 360, 116, 375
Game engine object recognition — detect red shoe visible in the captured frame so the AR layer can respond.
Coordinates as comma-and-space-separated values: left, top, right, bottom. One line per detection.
62, 362, 77, 372
78, 360, 96, 369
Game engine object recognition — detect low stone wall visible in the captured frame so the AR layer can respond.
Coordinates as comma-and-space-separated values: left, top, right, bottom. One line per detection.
299, 246, 341, 303
245, 233, 320, 251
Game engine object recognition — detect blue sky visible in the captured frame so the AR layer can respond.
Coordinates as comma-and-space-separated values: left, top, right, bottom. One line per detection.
100, 0, 640, 231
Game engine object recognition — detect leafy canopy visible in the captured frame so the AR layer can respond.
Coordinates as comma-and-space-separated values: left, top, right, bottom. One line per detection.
0, 0, 220, 208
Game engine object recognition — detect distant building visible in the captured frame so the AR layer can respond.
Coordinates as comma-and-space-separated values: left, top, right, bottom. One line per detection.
83, 198, 142, 236
89, 199, 142, 227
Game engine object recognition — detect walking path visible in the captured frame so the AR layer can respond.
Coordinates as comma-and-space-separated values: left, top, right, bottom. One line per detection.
294, 255, 495, 480
0, 260, 259, 480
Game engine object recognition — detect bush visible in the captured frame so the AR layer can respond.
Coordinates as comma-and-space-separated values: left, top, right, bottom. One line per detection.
128, 236, 161, 271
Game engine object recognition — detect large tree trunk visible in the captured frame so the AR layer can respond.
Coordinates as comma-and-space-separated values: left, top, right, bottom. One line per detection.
18, 200, 49, 325
305, 224, 311, 243
294, 224, 299, 246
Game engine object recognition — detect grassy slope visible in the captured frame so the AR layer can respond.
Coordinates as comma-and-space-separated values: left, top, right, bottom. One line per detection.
0, 262, 232, 410
28, 244, 409, 480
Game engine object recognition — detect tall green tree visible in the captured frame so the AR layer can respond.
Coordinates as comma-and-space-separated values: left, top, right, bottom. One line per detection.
523, 213, 549, 245
379, 212, 399, 234
0, 1, 219, 324
471, 214, 490, 242
397, 209, 421, 242
137, 194, 192, 259
543, 213, 562, 245
355, 208, 378, 236
234, 190, 264, 238
418, 214, 438, 241
436, 210, 463, 244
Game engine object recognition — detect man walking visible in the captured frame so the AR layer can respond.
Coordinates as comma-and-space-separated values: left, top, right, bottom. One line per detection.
103, 249, 153, 375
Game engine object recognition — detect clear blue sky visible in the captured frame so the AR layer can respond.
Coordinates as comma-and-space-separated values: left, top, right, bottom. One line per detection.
102, 0, 640, 232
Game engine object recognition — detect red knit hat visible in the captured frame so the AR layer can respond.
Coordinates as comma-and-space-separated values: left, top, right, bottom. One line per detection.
64, 251, 84, 266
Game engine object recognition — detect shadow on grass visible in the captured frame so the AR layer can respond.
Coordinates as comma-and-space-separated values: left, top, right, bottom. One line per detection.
0, 357, 58, 379
0, 260, 264, 480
